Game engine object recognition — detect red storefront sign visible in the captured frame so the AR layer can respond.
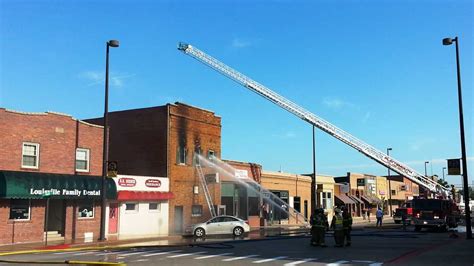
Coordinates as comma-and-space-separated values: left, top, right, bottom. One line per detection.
145, 179, 161, 188
117, 191, 174, 200
118, 177, 136, 187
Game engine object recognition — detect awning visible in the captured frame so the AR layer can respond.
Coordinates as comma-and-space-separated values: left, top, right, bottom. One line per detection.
348, 195, 364, 204
361, 195, 373, 204
117, 191, 174, 201
0, 170, 117, 199
335, 194, 356, 204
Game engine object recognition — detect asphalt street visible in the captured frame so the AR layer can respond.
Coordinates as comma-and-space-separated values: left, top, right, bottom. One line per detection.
1, 227, 473, 265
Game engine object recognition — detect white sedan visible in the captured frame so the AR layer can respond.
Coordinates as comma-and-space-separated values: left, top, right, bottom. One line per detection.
188, 215, 250, 237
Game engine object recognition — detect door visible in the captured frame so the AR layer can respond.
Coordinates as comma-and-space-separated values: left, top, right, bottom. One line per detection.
221, 216, 238, 234
108, 203, 119, 234
206, 217, 224, 235
174, 206, 183, 234
46, 199, 65, 235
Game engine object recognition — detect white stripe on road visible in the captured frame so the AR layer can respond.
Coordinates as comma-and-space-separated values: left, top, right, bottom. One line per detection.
135, 259, 149, 262
327, 260, 349, 266
195, 252, 233, 260
368, 263, 383, 266
253, 256, 288, 264
222, 254, 259, 261
97, 250, 131, 256
284, 258, 317, 265
143, 250, 182, 257
167, 251, 206, 258
119, 251, 150, 257
352, 260, 374, 263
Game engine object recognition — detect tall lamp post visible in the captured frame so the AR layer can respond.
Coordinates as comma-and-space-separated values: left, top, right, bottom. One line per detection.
387, 148, 393, 216
311, 126, 317, 213
99, 40, 120, 241
424, 161, 429, 177
442, 167, 446, 182
442, 36, 472, 239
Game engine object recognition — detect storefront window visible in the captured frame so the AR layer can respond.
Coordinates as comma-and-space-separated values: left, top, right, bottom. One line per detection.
9, 199, 30, 220
78, 202, 94, 218
149, 202, 160, 212
192, 205, 203, 217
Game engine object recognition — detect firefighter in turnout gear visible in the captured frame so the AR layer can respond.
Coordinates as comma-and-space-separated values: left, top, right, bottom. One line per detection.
330, 207, 344, 247
310, 208, 328, 247
341, 205, 353, 246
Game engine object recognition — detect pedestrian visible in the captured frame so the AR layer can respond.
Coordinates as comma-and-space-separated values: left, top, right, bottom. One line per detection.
310, 208, 328, 247
376, 207, 383, 227
367, 207, 371, 222
362, 208, 366, 220
330, 207, 344, 247
401, 211, 407, 231
341, 206, 353, 246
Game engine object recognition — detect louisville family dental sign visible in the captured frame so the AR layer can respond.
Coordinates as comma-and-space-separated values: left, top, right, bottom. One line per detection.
29, 188, 101, 197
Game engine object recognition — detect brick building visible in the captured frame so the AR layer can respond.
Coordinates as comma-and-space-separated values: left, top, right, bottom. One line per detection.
0, 108, 116, 245
86, 102, 222, 234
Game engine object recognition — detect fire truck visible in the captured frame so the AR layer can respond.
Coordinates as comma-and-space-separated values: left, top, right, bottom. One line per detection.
393, 201, 413, 224
412, 198, 460, 232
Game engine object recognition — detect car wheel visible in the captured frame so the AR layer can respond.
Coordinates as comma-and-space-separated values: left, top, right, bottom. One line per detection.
194, 227, 205, 237
233, 226, 244, 236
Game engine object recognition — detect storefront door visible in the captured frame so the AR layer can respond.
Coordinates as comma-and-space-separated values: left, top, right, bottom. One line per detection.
108, 203, 119, 234
174, 206, 183, 234
46, 200, 65, 235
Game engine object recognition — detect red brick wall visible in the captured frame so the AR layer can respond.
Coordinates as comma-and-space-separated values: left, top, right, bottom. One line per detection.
85, 106, 168, 177
63, 201, 101, 241
167, 103, 222, 233
0, 199, 45, 245
0, 109, 103, 175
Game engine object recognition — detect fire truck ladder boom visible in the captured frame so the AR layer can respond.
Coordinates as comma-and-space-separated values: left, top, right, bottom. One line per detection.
178, 42, 449, 196
196, 164, 217, 217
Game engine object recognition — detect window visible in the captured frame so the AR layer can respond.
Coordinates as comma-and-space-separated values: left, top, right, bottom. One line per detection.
223, 217, 238, 222
293, 196, 301, 212
78, 202, 94, 218
177, 145, 187, 165
9, 200, 30, 220
75, 148, 90, 172
391, 190, 397, 196
22, 142, 39, 168
320, 192, 333, 210
192, 205, 203, 217
193, 147, 201, 166
149, 202, 160, 212
207, 150, 215, 160
125, 203, 138, 212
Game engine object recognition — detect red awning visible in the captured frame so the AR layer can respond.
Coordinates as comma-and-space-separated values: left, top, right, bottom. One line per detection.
117, 191, 174, 201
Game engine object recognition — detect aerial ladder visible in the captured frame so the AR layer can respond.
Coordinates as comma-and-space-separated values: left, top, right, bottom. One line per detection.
178, 43, 450, 198
196, 163, 217, 217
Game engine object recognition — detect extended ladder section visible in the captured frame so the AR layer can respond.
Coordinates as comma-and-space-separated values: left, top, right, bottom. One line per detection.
196, 164, 217, 218
178, 43, 450, 197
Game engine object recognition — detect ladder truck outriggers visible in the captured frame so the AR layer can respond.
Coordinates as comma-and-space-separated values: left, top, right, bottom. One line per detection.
178, 42, 450, 199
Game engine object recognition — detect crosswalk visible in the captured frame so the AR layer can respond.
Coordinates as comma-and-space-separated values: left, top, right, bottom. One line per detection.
25, 249, 384, 265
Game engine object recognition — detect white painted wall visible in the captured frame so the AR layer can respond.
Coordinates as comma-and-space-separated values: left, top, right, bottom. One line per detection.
118, 201, 169, 238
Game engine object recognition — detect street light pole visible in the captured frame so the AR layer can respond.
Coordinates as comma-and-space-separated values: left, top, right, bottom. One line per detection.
442, 167, 446, 182
443, 36, 472, 239
387, 148, 393, 217
100, 40, 119, 241
424, 161, 429, 177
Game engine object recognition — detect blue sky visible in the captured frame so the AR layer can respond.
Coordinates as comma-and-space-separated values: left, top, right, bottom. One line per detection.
1, 0, 472, 186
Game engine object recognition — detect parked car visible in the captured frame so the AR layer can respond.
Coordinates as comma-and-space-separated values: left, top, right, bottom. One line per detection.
186, 215, 250, 237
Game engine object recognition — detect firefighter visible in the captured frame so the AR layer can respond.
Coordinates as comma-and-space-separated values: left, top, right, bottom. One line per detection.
341, 205, 353, 246
310, 208, 328, 247
330, 207, 344, 247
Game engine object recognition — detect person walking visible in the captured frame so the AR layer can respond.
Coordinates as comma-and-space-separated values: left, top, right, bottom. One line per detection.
376, 207, 383, 227
367, 207, 371, 222
330, 207, 344, 247
310, 208, 328, 247
362, 208, 366, 220
401, 211, 407, 231
341, 206, 353, 246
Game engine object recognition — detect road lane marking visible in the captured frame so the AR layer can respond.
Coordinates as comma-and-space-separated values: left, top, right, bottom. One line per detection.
284, 258, 317, 265
368, 263, 383, 266
352, 260, 374, 263
119, 251, 150, 257
253, 256, 288, 263
327, 260, 349, 266
135, 259, 149, 262
143, 250, 182, 257
195, 252, 233, 260
167, 251, 206, 258
222, 255, 259, 262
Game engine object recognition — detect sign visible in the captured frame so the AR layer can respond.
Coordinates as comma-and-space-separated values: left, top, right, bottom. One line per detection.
357, 178, 365, 187
29, 188, 100, 197
118, 178, 136, 187
235, 169, 249, 179
145, 179, 161, 188
447, 159, 461, 175
379, 190, 386, 195
205, 173, 219, 183
340, 183, 350, 194
107, 161, 118, 177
